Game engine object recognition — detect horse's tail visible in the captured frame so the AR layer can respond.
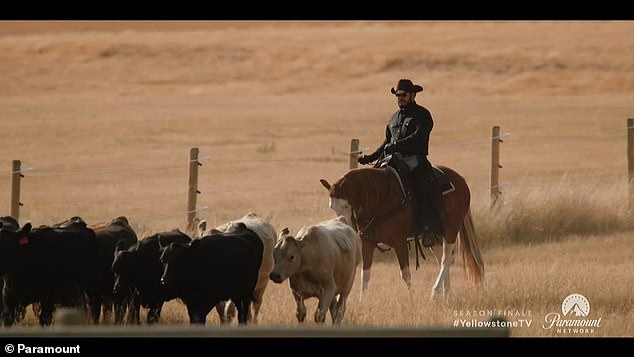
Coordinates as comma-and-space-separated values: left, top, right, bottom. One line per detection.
458, 208, 484, 285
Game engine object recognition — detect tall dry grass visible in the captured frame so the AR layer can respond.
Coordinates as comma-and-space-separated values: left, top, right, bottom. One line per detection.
472, 177, 634, 247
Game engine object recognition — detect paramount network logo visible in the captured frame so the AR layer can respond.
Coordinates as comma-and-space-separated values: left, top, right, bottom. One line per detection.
562, 293, 590, 317
542, 293, 602, 334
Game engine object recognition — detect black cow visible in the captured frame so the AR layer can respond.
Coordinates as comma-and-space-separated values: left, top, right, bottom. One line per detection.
86, 216, 138, 324
0, 216, 24, 324
0, 218, 98, 326
159, 223, 263, 324
112, 229, 191, 324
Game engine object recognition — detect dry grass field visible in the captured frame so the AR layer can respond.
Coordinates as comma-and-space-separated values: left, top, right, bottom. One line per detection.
1, 21, 633, 336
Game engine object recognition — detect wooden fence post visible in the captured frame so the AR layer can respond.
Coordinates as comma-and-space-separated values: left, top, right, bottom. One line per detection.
627, 118, 634, 209
349, 139, 360, 170
490, 126, 502, 208
187, 148, 200, 231
10, 160, 22, 221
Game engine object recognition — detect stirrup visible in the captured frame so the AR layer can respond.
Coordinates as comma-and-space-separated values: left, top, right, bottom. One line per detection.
421, 228, 439, 247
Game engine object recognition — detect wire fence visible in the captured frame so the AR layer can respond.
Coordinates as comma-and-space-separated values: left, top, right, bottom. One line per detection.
4, 122, 633, 226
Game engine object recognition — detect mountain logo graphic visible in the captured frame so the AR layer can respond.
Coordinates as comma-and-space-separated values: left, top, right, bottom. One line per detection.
561, 293, 590, 317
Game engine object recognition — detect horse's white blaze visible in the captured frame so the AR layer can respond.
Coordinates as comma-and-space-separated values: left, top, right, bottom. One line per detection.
400, 266, 411, 289
329, 197, 353, 226
431, 241, 455, 300
360, 268, 371, 301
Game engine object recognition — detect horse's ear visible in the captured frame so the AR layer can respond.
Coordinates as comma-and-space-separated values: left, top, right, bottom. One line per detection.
280, 227, 290, 238
21, 222, 32, 234
320, 179, 331, 190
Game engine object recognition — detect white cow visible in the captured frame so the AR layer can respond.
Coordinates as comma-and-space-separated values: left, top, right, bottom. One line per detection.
197, 212, 276, 324
270, 216, 361, 324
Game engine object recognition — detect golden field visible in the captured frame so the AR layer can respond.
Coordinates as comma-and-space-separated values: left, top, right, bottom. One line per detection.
0, 21, 633, 336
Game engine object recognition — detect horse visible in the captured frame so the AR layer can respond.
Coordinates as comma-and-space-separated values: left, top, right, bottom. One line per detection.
319, 164, 484, 300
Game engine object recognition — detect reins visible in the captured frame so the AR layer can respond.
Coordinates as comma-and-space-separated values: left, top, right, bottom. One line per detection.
352, 197, 408, 252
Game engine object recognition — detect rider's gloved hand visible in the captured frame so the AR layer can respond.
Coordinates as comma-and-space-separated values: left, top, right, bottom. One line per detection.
358, 155, 373, 165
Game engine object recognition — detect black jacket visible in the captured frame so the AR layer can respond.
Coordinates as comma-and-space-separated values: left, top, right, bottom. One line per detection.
366, 102, 434, 162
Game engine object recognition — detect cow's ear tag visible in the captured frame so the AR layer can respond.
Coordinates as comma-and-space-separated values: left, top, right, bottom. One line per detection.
18, 236, 29, 246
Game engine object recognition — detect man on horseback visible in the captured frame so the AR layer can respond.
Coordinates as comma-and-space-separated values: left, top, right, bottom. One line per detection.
357, 78, 444, 247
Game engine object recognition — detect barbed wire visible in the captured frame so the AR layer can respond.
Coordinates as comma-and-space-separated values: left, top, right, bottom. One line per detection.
25, 163, 183, 177
500, 126, 629, 141
134, 207, 209, 224
4, 158, 210, 177
24, 191, 188, 207
489, 173, 626, 190
15, 206, 211, 228
435, 133, 513, 148
332, 147, 370, 156
206, 158, 319, 163
200, 186, 322, 195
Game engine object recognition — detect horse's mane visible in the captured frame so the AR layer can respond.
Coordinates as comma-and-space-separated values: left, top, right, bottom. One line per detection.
329, 168, 401, 217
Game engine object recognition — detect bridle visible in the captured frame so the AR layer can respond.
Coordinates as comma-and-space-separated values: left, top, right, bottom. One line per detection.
350, 197, 408, 252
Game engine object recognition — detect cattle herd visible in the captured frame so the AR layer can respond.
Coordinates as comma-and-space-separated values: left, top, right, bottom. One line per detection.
0, 212, 362, 326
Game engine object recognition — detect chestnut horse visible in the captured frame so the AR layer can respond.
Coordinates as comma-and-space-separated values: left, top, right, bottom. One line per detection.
320, 165, 484, 300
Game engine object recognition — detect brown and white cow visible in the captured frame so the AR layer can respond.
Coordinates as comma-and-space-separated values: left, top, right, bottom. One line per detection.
197, 212, 276, 324
270, 215, 361, 324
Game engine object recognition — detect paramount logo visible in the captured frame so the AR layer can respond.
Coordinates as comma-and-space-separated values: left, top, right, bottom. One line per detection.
542, 293, 602, 334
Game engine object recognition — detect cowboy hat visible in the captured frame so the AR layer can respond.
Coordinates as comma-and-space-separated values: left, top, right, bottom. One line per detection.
390, 79, 423, 95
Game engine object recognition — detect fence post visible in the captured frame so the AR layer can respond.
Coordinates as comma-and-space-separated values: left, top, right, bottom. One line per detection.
490, 126, 502, 208
10, 160, 22, 221
627, 118, 634, 209
187, 148, 200, 231
349, 139, 360, 170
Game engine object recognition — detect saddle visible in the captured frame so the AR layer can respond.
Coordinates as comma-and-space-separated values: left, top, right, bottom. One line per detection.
382, 153, 455, 199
